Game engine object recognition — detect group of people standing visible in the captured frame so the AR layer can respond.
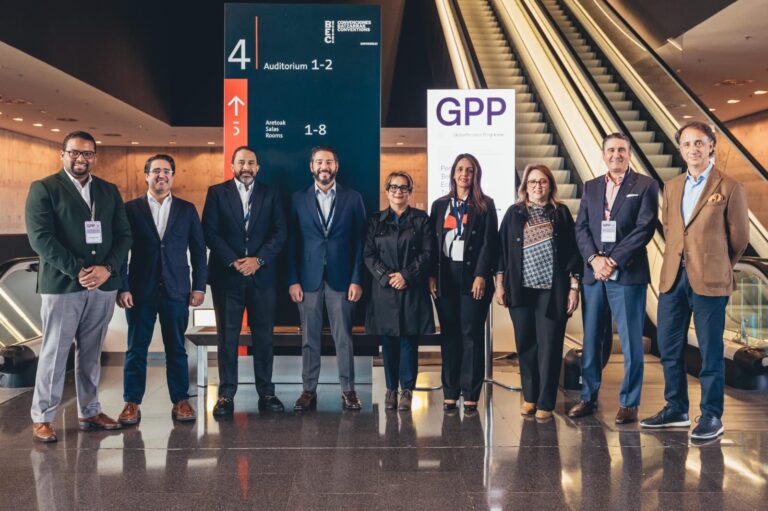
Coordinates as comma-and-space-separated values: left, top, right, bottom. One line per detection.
25, 120, 748, 445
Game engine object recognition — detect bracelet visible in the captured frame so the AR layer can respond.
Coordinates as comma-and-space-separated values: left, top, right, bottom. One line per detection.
570, 284, 579, 291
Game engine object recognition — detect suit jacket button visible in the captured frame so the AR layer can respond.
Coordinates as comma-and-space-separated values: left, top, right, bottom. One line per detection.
472, 230, 476, 235
469, 246, 473, 251
466, 261, 471, 266
516, 238, 521, 242
91, 250, 96, 255
245, 236, 249, 242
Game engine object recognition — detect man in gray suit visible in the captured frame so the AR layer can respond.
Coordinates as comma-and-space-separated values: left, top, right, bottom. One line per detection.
25, 130, 132, 442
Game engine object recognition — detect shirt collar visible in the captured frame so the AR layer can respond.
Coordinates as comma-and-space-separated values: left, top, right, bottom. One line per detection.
66, 170, 92, 190
147, 191, 172, 206
315, 182, 337, 196
685, 162, 714, 184
235, 179, 254, 194
605, 169, 628, 186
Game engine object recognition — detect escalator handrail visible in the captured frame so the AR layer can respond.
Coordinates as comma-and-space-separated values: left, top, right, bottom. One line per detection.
591, 0, 768, 182
528, 0, 668, 189
449, 0, 488, 88
0, 257, 38, 280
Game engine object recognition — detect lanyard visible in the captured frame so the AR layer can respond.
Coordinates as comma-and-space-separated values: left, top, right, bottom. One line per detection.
90, 200, 96, 221
316, 195, 336, 234
451, 197, 467, 237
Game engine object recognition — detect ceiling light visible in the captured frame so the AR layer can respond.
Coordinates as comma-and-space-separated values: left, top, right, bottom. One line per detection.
50, 128, 60, 132
39, 110, 47, 114
682, 115, 692, 119
709, 108, 716, 112
168, 141, 176, 145
207, 141, 215, 145
755, 90, 768, 95
130, 141, 139, 145
95, 141, 102, 145
12, 117, 23, 121
32, 123, 43, 127
396, 142, 404, 146
727, 99, 740, 104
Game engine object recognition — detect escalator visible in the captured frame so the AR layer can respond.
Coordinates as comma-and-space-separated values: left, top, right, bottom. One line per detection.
439, 0, 768, 388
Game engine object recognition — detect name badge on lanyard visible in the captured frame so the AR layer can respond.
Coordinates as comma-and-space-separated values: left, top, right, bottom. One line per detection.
84, 201, 102, 244
316, 195, 336, 236
601, 220, 617, 243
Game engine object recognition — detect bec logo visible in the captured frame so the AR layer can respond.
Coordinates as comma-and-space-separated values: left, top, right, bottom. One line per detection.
324, 20, 335, 44
436, 97, 507, 126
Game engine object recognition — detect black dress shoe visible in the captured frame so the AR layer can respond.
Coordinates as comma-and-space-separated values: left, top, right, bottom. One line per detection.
212, 397, 234, 417
341, 391, 362, 410
294, 391, 317, 411
443, 401, 458, 411
640, 407, 691, 428
463, 402, 478, 412
258, 395, 285, 412
567, 400, 595, 418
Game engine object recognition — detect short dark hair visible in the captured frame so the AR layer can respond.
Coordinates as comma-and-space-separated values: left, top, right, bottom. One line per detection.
144, 154, 175, 174
231, 145, 257, 164
62, 130, 96, 151
310, 145, 339, 162
384, 171, 414, 192
675, 121, 716, 157
601, 132, 631, 151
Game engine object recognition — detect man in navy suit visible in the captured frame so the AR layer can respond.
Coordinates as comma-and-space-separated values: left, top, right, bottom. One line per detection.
288, 145, 367, 411
202, 146, 288, 416
117, 154, 207, 424
571, 133, 659, 423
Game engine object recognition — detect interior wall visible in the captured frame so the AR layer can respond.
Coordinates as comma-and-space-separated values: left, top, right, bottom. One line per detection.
726, 110, 768, 171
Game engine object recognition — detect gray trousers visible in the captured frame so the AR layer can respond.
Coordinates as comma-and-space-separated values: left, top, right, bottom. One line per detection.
298, 281, 355, 392
31, 289, 117, 422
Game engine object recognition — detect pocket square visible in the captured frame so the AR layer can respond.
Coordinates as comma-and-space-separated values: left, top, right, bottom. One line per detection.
707, 193, 725, 204
627, 193, 639, 198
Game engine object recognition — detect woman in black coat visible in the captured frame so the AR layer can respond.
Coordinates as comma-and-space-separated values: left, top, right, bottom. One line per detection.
429, 153, 498, 412
364, 171, 435, 411
495, 164, 581, 420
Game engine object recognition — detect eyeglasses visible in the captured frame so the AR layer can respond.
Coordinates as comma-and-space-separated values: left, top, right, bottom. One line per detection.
387, 184, 411, 193
527, 178, 549, 188
64, 150, 96, 160
149, 168, 174, 176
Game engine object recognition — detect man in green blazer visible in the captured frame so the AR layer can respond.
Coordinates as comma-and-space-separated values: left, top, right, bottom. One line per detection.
25, 130, 132, 442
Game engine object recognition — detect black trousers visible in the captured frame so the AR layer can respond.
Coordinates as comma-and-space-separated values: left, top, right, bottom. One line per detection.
211, 281, 276, 399
435, 261, 489, 401
508, 287, 567, 411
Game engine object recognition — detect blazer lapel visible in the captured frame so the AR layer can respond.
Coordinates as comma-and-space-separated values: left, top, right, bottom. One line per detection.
686, 168, 722, 226
163, 196, 181, 240
305, 185, 324, 234
608, 170, 637, 220
326, 184, 346, 235
57, 169, 92, 217
464, 199, 478, 239
245, 182, 265, 234
138, 195, 161, 240
225, 180, 246, 232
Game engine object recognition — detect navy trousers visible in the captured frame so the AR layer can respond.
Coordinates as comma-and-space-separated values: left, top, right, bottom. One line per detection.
381, 335, 418, 391
581, 280, 646, 407
657, 267, 728, 418
123, 287, 190, 404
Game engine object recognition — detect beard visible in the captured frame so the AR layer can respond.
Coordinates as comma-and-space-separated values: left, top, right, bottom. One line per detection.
235, 171, 255, 186
67, 161, 91, 177
312, 169, 337, 186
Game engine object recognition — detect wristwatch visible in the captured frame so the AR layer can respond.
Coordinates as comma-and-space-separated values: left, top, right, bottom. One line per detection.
570, 284, 579, 291
256, 257, 266, 266
103, 264, 114, 276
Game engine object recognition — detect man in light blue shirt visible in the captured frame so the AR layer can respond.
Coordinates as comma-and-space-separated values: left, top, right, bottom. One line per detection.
681, 162, 713, 225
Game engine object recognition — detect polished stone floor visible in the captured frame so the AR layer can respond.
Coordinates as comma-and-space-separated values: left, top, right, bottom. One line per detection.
0, 356, 767, 510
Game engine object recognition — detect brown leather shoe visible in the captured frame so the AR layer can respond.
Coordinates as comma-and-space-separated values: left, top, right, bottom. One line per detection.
384, 389, 398, 410
615, 406, 638, 424
293, 391, 317, 411
341, 391, 362, 410
171, 400, 196, 422
520, 401, 536, 416
568, 400, 595, 418
32, 422, 57, 443
535, 409, 553, 420
398, 389, 413, 411
79, 413, 122, 431
118, 402, 141, 425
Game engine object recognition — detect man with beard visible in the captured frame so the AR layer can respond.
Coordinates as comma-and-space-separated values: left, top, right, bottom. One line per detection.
202, 146, 287, 416
116, 154, 207, 425
25, 130, 132, 442
288, 145, 367, 411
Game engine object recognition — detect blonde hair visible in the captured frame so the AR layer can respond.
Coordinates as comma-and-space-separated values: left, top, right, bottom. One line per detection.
517, 164, 561, 207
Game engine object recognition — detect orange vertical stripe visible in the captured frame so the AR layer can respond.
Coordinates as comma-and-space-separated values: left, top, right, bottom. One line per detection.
223, 78, 248, 178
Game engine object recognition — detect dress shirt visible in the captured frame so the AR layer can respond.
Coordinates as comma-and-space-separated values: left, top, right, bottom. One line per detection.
604, 170, 627, 220
682, 162, 714, 225
235, 179, 254, 228
147, 192, 172, 239
66, 171, 93, 211
315, 183, 337, 231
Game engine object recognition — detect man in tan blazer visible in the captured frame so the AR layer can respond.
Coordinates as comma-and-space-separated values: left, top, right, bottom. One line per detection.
640, 121, 749, 440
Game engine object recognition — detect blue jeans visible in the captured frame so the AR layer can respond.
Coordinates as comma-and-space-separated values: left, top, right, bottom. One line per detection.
581, 280, 646, 407
124, 288, 190, 404
657, 267, 728, 418
381, 335, 418, 390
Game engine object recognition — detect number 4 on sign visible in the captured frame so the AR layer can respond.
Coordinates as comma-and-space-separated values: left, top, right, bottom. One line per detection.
228, 39, 251, 70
